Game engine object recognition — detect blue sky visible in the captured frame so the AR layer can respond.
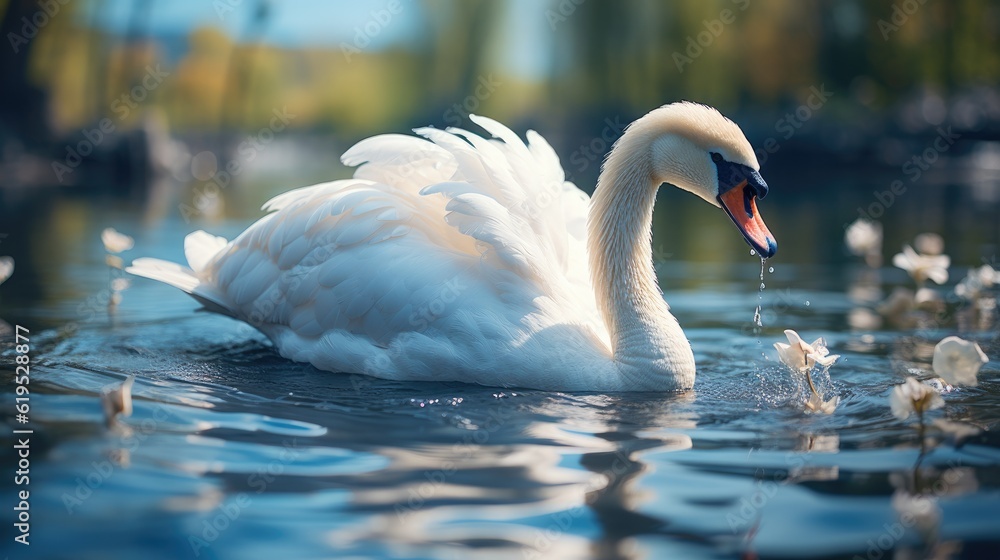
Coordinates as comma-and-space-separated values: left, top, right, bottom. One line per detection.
89, 0, 552, 77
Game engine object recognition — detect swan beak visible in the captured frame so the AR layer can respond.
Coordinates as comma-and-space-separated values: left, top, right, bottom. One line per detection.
718, 182, 777, 258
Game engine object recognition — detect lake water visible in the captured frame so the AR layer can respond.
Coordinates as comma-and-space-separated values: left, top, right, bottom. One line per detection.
1, 164, 1000, 559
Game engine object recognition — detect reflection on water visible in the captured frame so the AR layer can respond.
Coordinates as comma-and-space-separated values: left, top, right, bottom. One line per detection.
1, 170, 999, 559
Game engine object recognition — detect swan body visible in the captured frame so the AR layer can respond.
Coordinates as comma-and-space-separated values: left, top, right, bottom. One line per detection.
129, 102, 776, 391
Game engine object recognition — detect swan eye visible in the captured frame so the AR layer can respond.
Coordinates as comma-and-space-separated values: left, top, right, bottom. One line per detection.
712, 154, 768, 199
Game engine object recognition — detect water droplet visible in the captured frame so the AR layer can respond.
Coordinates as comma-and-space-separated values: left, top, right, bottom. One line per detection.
753, 256, 766, 327
750, 249, 756, 256
805, 300, 811, 306
768, 266, 774, 273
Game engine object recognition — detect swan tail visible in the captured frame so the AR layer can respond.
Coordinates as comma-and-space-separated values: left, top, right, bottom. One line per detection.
126, 231, 236, 318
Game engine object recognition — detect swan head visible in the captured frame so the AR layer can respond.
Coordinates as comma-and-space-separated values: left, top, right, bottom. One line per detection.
633, 102, 778, 258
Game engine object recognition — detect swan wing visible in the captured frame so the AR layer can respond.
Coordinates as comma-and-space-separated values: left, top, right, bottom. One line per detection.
132, 119, 609, 383
207, 178, 592, 380
412, 117, 593, 291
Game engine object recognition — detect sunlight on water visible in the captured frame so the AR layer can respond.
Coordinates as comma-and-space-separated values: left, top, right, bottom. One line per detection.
1, 197, 998, 560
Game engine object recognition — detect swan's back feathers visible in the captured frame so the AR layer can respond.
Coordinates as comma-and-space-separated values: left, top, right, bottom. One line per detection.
415, 118, 589, 288
341, 133, 457, 193
285, 117, 594, 295
185, 230, 228, 273
130, 117, 612, 386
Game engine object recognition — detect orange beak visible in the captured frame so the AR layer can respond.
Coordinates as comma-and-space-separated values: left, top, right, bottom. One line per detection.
718, 181, 777, 258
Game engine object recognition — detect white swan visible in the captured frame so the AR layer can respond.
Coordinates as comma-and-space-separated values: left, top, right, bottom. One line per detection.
129, 102, 776, 391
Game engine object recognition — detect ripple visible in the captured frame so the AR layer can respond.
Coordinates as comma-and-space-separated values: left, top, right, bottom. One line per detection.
5, 258, 1000, 559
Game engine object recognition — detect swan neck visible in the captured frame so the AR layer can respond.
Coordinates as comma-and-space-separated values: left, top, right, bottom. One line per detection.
587, 131, 695, 388
589, 150, 665, 342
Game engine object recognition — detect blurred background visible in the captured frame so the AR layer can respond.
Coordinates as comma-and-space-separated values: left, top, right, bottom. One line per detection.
1, 0, 999, 308
2, 4, 1000, 558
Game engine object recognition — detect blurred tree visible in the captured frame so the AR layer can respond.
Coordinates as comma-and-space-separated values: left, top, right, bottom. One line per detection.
222, 0, 271, 129
0, 0, 56, 146
422, 0, 499, 110
166, 27, 230, 129
5, 0, 1000, 143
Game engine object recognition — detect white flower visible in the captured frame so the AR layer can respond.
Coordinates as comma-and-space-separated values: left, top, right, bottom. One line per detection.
775, 330, 841, 414
805, 393, 840, 414
0, 256, 13, 286
914, 232, 944, 256
933, 336, 989, 387
846, 219, 882, 255
889, 377, 944, 420
101, 375, 135, 426
774, 329, 840, 372
101, 228, 134, 254
892, 245, 949, 285
955, 265, 998, 300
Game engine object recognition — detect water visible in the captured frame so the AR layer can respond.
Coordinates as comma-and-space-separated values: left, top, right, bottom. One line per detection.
753, 258, 766, 329
2, 176, 1000, 559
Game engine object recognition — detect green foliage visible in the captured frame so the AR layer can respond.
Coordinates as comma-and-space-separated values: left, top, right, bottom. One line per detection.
21, 0, 1000, 134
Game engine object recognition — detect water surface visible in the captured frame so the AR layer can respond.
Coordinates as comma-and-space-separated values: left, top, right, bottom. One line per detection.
1, 174, 999, 560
